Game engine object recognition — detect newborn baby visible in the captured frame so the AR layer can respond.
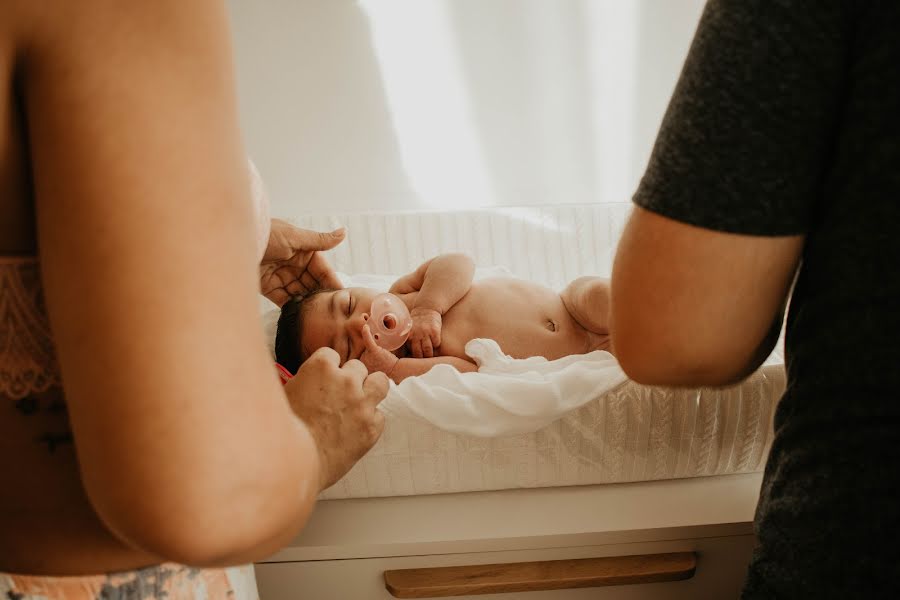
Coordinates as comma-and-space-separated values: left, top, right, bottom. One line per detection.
275, 253, 611, 383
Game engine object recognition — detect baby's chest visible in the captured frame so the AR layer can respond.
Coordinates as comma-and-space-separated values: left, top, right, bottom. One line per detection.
434, 323, 475, 361
440, 294, 578, 360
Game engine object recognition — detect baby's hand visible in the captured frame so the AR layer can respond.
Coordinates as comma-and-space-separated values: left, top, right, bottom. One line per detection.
360, 324, 401, 376
408, 307, 442, 358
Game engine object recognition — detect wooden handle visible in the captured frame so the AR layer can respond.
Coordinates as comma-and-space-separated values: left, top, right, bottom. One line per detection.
383, 551, 697, 598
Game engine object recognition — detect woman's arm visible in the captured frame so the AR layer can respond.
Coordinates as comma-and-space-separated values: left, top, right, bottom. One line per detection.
23, 0, 382, 565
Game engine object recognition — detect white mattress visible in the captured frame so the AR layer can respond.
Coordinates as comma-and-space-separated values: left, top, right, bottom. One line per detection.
290, 204, 785, 499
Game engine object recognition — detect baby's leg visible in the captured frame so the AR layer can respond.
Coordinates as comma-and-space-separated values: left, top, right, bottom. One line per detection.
560, 277, 612, 352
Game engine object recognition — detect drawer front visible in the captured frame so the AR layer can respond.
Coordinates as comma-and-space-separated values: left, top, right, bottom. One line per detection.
255, 535, 755, 600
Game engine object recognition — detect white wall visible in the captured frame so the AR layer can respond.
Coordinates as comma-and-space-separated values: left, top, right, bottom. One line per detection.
227, 0, 706, 218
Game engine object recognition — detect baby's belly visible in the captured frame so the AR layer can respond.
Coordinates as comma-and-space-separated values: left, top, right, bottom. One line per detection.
439, 279, 591, 361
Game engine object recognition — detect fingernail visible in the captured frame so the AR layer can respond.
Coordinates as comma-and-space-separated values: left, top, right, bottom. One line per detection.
332, 227, 346, 236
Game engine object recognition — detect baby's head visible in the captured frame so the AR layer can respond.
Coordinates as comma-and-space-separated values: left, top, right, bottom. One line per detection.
275, 287, 382, 373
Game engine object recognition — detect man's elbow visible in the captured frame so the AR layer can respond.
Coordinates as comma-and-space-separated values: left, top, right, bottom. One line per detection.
612, 330, 751, 388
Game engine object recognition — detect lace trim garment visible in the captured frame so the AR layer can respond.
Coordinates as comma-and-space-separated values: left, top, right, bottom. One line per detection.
0, 257, 62, 399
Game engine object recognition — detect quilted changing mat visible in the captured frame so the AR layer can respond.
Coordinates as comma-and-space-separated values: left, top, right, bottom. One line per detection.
284, 204, 785, 499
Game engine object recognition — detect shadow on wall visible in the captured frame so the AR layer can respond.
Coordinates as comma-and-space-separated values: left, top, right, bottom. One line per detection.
228, 0, 415, 214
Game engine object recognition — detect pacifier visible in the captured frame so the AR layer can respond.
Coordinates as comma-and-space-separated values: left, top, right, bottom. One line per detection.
368, 293, 413, 351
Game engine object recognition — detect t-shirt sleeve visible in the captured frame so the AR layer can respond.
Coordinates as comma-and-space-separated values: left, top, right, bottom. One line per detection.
634, 0, 848, 236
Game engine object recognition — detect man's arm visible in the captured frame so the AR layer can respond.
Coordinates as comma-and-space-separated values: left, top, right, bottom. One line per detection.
608, 0, 842, 388
611, 208, 802, 387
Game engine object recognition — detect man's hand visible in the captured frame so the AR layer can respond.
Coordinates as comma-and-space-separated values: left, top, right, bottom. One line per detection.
284, 347, 389, 491
359, 324, 401, 376
260, 220, 345, 306
407, 307, 442, 358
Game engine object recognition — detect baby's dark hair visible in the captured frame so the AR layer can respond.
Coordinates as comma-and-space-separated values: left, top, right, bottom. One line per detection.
274, 288, 335, 375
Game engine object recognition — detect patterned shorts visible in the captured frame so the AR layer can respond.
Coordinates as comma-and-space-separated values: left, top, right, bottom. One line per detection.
0, 563, 257, 599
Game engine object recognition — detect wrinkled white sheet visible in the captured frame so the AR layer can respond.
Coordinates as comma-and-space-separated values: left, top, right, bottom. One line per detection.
381, 338, 627, 437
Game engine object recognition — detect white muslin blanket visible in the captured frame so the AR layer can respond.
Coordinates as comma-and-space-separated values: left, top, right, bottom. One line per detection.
381, 338, 627, 437
262, 267, 628, 437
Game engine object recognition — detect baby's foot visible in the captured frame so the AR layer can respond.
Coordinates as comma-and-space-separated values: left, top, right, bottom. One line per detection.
561, 277, 611, 335
585, 329, 612, 354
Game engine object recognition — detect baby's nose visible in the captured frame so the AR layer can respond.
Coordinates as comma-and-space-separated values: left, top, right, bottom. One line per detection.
348, 312, 370, 332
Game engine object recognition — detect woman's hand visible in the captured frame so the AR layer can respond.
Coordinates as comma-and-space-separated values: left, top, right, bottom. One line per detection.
407, 307, 442, 358
359, 324, 401, 377
260, 220, 345, 306
284, 347, 389, 491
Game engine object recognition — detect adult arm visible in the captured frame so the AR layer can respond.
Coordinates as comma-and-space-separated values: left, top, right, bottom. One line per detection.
260, 220, 346, 306
611, 0, 845, 386
612, 209, 801, 386
25, 0, 381, 565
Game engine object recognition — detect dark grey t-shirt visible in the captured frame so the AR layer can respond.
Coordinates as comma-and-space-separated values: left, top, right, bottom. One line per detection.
633, 1, 900, 597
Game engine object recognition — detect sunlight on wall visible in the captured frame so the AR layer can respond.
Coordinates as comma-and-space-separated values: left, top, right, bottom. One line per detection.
228, 0, 705, 214
358, 0, 495, 208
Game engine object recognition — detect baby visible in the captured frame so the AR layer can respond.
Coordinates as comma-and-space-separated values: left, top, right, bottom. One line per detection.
275, 253, 611, 383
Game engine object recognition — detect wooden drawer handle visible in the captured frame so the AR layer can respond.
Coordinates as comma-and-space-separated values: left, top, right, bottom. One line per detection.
383, 551, 697, 598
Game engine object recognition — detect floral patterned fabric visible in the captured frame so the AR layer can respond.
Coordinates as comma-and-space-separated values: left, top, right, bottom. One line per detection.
0, 563, 258, 600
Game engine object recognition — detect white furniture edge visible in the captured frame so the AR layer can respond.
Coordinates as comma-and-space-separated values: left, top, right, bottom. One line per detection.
263, 472, 763, 562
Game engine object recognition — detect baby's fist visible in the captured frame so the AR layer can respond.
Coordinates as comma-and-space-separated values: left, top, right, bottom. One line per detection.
408, 307, 442, 358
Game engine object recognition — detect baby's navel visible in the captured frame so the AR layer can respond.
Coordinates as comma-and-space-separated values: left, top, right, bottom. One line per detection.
545, 319, 558, 332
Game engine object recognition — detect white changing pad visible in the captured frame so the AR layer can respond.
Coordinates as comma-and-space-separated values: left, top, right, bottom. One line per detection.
323, 357, 784, 499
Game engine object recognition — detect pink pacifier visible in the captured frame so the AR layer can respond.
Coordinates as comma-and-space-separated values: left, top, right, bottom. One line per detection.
368, 293, 413, 351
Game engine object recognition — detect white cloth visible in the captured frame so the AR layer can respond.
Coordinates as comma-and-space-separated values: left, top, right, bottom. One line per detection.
381, 338, 627, 437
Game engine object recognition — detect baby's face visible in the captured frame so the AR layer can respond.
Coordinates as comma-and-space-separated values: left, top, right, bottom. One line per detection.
301, 287, 381, 364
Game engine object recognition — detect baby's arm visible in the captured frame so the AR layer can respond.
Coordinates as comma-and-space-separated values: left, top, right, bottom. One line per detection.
561, 277, 612, 335
389, 356, 478, 383
390, 253, 476, 358
390, 253, 475, 310
359, 324, 477, 383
